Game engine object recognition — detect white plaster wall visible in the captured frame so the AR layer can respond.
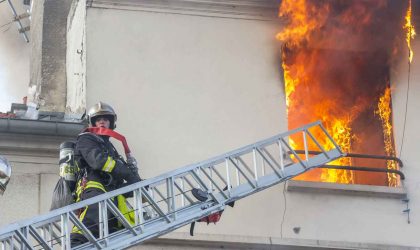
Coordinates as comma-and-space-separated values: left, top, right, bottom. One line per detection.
0, 173, 39, 227
391, 38, 420, 244
83, 7, 420, 248
0, 155, 58, 227
0, 1, 30, 112
85, 6, 286, 238
85, 9, 285, 177
0, 134, 66, 227
66, 0, 86, 114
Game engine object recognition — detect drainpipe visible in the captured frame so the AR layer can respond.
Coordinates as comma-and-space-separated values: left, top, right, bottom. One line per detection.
0, 118, 85, 136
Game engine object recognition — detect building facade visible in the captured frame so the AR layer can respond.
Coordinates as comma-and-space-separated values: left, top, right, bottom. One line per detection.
1, 0, 419, 249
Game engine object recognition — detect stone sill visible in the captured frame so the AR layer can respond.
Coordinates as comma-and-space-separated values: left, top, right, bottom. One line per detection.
149, 232, 416, 250
286, 180, 407, 199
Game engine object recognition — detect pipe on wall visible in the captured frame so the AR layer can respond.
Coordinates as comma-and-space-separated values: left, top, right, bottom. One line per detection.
0, 118, 85, 136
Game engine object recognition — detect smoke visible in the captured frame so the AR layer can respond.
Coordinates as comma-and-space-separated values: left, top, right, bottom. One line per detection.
0, 2, 30, 112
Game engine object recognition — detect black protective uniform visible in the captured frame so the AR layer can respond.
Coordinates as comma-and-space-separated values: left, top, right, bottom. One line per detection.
70, 132, 140, 247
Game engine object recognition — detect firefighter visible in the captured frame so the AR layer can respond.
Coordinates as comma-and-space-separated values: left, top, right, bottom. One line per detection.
70, 102, 141, 247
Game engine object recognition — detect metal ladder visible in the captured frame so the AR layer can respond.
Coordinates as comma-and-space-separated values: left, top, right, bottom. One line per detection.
0, 121, 344, 250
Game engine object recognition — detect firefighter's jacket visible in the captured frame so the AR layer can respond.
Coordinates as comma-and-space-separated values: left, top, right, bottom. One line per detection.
75, 132, 125, 190
71, 132, 136, 238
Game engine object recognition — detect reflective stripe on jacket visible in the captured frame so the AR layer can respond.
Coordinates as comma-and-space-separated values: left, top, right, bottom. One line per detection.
75, 132, 124, 188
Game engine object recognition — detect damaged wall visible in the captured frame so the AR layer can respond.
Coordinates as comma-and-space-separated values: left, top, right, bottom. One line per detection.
29, 0, 72, 112
29, 0, 43, 104
66, 0, 86, 114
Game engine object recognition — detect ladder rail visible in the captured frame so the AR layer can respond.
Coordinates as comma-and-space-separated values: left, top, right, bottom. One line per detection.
0, 121, 343, 250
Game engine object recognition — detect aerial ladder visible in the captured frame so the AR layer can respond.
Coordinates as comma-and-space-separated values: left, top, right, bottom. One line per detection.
0, 121, 344, 250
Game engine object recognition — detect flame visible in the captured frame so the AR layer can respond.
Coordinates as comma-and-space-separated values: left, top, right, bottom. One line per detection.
276, 0, 329, 48
375, 87, 399, 187
278, 0, 354, 184
282, 55, 306, 108
282, 61, 295, 108
284, 55, 356, 184
321, 118, 354, 183
278, 0, 402, 186
404, 0, 416, 63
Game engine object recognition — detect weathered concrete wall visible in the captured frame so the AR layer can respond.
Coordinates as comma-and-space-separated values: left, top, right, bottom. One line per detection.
81, 3, 420, 248
29, 0, 72, 112
29, 0, 44, 104
66, 0, 86, 114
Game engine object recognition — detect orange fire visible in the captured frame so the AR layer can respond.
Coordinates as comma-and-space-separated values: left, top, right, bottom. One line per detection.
375, 86, 399, 187
404, 0, 416, 63
276, 0, 329, 48
278, 0, 404, 186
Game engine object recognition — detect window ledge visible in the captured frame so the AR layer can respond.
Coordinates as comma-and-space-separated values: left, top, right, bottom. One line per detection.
287, 180, 406, 199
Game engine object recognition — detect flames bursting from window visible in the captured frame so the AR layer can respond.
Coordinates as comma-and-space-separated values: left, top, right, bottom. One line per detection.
277, 0, 412, 186
405, 0, 416, 63
375, 86, 398, 187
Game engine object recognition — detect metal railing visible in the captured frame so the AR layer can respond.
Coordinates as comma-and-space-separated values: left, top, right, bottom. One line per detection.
292, 150, 405, 180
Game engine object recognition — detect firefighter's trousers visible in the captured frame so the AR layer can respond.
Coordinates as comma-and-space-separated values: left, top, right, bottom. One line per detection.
70, 181, 134, 247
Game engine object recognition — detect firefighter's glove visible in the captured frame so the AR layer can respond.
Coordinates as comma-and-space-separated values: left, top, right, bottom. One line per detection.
127, 162, 138, 173
126, 164, 141, 184
112, 160, 133, 181
126, 154, 138, 168
113, 160, 141, 184
126, 154, 141, 184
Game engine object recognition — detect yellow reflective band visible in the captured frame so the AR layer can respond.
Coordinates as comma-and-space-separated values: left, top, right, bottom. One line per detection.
72, 181, 108, 234
75, 180, 84, 202
102, 156, 116, 173
75, 181, 106, 202
85, 181, 106, 193
117, 195, 135, 226
72, 206, 88, 234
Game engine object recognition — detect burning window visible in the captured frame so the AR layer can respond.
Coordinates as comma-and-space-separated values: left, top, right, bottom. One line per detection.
277, 0, 416, 187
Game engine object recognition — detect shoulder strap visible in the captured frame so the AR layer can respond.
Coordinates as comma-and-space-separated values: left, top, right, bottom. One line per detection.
84, 127, 131, 155
77, 132, 106, 144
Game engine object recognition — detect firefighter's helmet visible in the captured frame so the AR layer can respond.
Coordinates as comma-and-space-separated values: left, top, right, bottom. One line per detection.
0, 156, 11, 196
87, 102, 117, 129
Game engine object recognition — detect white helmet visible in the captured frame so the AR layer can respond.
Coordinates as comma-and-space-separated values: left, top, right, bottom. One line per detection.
0, 156, 11, 196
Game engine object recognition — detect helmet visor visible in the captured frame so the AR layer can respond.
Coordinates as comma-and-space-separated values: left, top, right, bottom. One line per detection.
91, 114, 114, 128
